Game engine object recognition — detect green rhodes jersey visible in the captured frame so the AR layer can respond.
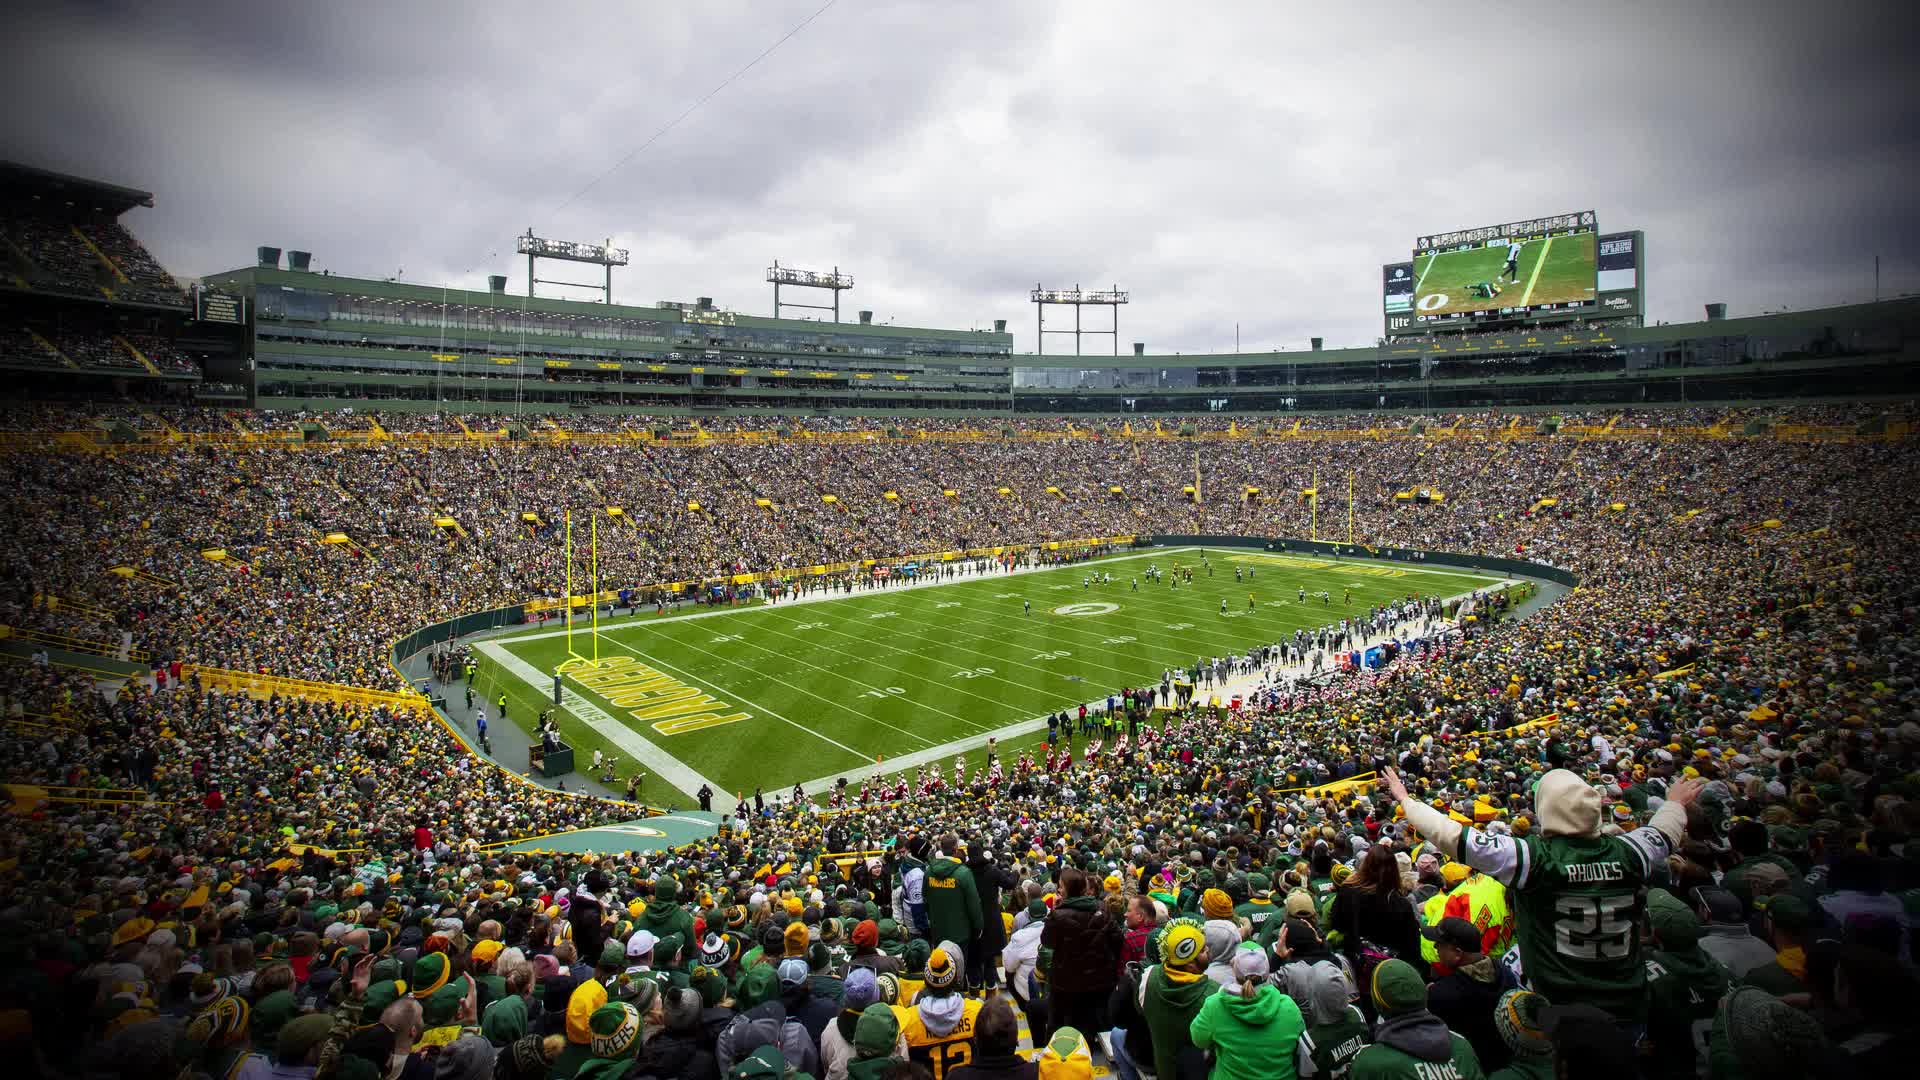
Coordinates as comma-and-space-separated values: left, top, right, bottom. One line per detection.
1494, 830, 1668, 1021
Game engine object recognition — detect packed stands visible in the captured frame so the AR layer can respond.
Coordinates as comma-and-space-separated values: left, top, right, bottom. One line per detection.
0, 401, 1913, 1079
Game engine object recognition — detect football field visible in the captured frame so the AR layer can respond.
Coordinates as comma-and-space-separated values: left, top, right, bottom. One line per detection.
470, 547, 1510, 804
1414, 230, 1596, 317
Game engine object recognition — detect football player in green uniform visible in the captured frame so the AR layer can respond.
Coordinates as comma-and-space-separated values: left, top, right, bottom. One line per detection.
1379, 767, 1705, 1026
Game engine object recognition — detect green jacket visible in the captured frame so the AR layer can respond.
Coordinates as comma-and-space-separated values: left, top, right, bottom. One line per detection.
1349, 1016, 1486, 1080
1644, 947, 1729, 1079
1298, 1005, 1370, 1079
637, 897, 694, 948
1141, 963, 1213, 1080
922, 856, 981, 945
1190, 983, 1306, 1080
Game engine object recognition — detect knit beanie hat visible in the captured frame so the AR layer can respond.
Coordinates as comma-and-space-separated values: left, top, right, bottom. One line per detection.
692, 969, 729, 1009
1201, 889, 1235, 920
362, 980, 409, 1023
851, 919, 880, 949
597, 939, 627, 970
1370, 958, 1427, 1016
924, 943, 962, 993
843, 966, 879, 1009
699, 932, 732, 968
902, 938, 931, 976
783, 921, 810, 959
588, 1002, 641, 1060
1495, 989, 1552, 1057
662, 987, 702, 1034
853, 1002, 900, 1058
411, 952, 452, 999
276, 1012, 334, 1066
423, 979, 467, 1027
873, 972, 902, 1005
736, 964, 779, 1010
1719, 987, 1832, 1079
652, 876, 679, 902
1158, 919, 1208, 972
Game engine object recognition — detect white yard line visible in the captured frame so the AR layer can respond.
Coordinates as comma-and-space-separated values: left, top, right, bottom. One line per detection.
473, 639, 725, 798
588, 632, 886, 767
480, 549, 1525, 799
1415, 250, 1439, 289
788, 577, 1520, 797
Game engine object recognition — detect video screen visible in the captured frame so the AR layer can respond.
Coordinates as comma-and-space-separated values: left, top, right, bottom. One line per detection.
1412, 212, 1597, 324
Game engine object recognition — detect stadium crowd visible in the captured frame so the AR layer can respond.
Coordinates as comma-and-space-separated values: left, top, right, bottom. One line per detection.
0, 401, 1914, 1079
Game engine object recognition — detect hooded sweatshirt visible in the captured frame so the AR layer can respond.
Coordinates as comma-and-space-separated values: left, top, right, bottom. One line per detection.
638, 894, 694, 950
1349, 1009, 1486, 1080
1139, 961, 1213, 1079
1201, 919, 1242, 990
1189, 982, 1306, 1080
1294, 960, 1369, 1080
923, 855, 982, 948
893, 989, 982, 1075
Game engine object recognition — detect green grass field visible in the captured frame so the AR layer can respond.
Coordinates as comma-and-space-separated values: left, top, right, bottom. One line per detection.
1414, 231, 1596, 317
470, 547, 1509, 804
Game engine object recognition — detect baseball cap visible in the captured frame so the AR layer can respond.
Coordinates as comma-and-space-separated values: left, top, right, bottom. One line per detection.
1420, 916, 1482, 954
1692, 886, 1744, 925
777, 958, 808, 989
626, 929, 658, 959
1766, 894, 1816, 932
1646, 890, 1703, 948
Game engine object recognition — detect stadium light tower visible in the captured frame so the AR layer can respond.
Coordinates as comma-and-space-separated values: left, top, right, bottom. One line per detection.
767, 262, 854, 321
1032, 284, 1128, 355
517, 229, 629, 304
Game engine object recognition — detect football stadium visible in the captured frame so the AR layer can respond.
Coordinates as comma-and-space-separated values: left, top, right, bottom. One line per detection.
1, 4, 1916, 1079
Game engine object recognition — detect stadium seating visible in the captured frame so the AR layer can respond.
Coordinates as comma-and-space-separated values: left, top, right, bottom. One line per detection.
0, 401, 1912, 1077
1, 201, 184, 306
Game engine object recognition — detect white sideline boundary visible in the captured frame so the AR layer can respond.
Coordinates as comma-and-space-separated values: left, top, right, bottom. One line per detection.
474, 639, 726, 799
480, 546, 1522, 801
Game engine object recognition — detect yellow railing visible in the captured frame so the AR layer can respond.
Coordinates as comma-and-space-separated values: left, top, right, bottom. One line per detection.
0, 624, 147, 662
180, 664, 428, 711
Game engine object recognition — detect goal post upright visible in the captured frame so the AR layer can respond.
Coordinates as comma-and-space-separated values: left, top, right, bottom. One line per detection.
590, 511, 600, 665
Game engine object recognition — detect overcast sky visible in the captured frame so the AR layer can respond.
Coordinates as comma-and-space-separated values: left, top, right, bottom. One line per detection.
4, 0, 1915, 353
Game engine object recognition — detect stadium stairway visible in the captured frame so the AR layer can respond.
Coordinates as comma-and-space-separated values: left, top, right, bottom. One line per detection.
68, 225, 131, 290
26, 328, 79, 369
111, 334, 162, 375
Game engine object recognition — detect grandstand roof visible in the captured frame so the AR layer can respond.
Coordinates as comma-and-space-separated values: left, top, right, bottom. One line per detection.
0, 161, 156, 215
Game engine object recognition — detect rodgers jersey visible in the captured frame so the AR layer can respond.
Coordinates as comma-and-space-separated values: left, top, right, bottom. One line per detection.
893, 997, 983, 1080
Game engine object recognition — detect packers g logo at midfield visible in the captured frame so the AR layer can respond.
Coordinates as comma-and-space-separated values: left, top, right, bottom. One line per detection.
1052, 602, 1119, 617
